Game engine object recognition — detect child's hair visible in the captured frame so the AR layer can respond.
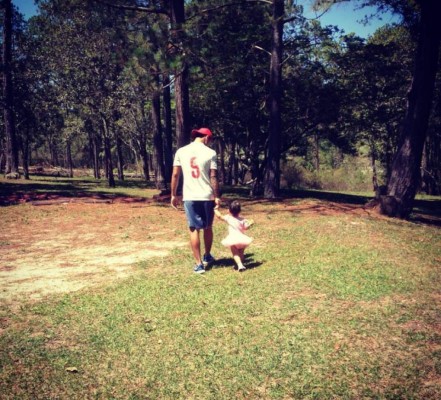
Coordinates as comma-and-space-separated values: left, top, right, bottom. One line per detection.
229, 200, 241, 217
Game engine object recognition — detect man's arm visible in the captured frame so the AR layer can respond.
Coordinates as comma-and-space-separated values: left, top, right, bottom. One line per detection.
171, 166, 181, 209
210, 169, 221, 208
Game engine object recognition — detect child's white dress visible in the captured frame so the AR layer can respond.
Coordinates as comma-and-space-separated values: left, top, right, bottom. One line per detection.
221, 215, 253, 249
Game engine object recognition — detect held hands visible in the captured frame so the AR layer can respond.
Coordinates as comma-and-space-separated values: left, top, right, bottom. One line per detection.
214, 208, 223, 219
214, 198, 222, 219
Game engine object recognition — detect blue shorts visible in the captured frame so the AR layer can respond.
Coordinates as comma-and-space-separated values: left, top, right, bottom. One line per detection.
184, 201, 215, 230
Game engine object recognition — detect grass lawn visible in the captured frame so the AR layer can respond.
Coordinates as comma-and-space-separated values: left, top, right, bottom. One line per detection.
1, 176, 440, 399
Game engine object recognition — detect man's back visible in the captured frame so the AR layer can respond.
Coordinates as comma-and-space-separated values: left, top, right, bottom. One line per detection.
173, 141, 217, 201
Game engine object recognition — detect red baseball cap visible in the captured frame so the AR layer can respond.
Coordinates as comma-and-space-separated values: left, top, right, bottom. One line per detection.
191, 127, 213, 139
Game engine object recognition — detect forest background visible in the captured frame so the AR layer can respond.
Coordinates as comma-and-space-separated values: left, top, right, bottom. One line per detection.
1, 0, 440, 217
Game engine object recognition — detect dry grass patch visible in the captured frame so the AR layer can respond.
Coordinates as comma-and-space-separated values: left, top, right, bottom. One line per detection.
0, 202, 186, 304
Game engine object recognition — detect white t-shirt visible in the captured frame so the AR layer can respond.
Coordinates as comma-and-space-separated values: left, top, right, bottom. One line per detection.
173, 141, 217, 201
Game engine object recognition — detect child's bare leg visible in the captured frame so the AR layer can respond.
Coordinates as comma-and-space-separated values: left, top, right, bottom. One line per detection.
238, 248, 245, 263
231, 246, 245, 271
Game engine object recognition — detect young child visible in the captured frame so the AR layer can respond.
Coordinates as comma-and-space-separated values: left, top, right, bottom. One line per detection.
214, 200, 254, 271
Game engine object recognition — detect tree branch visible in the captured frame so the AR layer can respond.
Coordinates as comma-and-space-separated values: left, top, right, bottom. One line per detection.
252, 45, 271, 56
186, 0, 271, 22
92, 0, 168, 16
283, 15, 297, 24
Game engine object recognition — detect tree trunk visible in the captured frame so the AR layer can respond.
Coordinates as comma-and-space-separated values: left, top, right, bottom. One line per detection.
148, 153, 155, 181
49, 136, 59, 167
3, 0, 19, 177
314, 133, 320, 172
0, 139, 5, 173
264, 0, 284, 198
135, 133, 150, 182
428, 131, 441, 195
163, 75, 174, 183
86, 120, 100, 178
369, 138, 378, 193
216, 137, 226, 185
22, 134, 30, 180
116, 135, 124, 181
169, 0, 191, 148
151, 87, 167, 191
92, 135, 101, 179
380, 0, 441, 218
104, 136, 115, 188
384, 125, 395, 181
140, 146, 150, 182
132, 147, 140, 177
227, 140, 237, 185
175, 65, 190, 148
422, 133, 440, 195
371, 151, 379, 193
233, 146, 239, 185
249, 137, 263, 197
102, 117, 115, 188
66, 139, 74, 178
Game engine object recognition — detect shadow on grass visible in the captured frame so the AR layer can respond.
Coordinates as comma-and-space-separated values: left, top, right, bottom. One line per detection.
0, 176, 157, 206
223, 186, 371, 205
211, 253, 263, 271
285, 188, 371, 205
2, 178, 440, 225
289, 189, 441, 223
222, 186, 441, 226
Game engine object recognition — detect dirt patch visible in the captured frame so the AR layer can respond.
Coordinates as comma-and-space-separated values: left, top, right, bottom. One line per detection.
0, 201, 186, 305
1, 194, 438, 308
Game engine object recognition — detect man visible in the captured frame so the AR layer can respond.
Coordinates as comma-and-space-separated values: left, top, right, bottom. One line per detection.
171, 127, 221, 273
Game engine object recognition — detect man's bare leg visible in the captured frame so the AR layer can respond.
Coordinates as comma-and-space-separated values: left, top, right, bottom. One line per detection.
203, 226, 213, 257
189, 228, 202, 265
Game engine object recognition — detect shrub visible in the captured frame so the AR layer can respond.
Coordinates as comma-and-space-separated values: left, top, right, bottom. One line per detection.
281, 156, 374, 192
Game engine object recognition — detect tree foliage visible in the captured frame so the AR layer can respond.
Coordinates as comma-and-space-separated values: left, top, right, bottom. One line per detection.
2, 0, 440, 217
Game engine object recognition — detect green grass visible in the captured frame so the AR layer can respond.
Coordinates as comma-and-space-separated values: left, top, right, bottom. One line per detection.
1, 178, 441, 399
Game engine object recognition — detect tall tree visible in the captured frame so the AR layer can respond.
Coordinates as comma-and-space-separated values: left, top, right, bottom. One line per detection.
151, 81, 167, 190
328, 27, 412, 189
381, 0, 441, 217
2, 0, 19, 177
94, 0, 190, 178
187, 0, 272, 192
9, 8, 34, 179
314, 0, 441, 217
264, 0, 284, 198
170, 0, 191, 147
97, 0, 191, 146
162, 75, 173, 182
421, 65, 441, 195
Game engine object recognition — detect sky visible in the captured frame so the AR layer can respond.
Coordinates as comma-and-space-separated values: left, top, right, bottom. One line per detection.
300, 0, 399, 38
13, 0, 38, 20
13, 0, 399, 39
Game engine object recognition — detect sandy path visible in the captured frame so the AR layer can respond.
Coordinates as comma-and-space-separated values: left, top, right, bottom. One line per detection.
0, 202, 186, 304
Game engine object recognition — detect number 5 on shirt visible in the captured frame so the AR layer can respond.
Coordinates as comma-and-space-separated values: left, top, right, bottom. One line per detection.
190, 157, 200, 178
